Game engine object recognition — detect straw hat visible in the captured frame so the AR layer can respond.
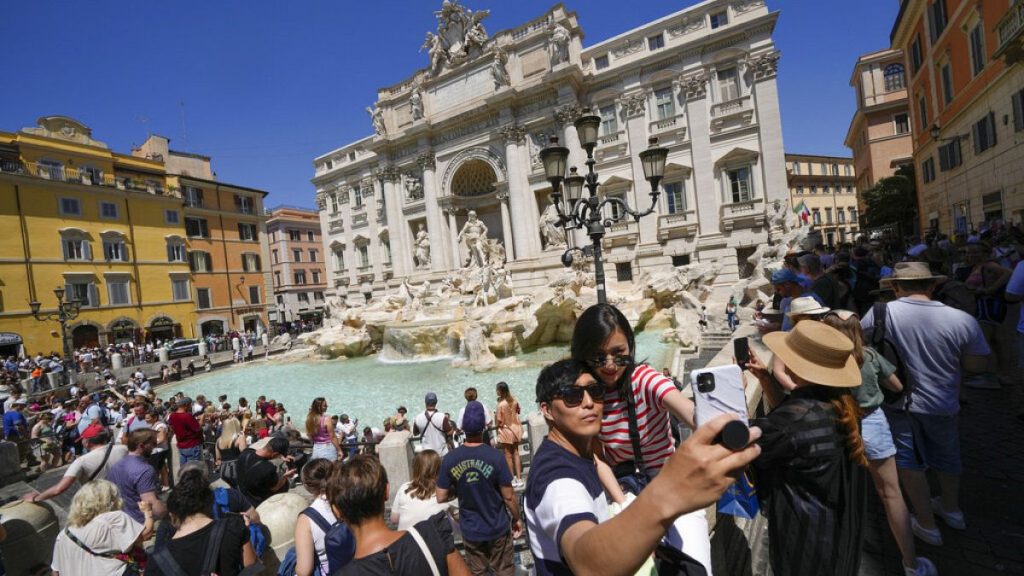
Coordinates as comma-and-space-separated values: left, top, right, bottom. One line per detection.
786, 296, 830, 318
763, 321, 860, 387
879, 261, 946, 288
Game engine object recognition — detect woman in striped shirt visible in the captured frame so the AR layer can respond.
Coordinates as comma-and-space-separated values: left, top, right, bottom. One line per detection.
571, 303, 711, 573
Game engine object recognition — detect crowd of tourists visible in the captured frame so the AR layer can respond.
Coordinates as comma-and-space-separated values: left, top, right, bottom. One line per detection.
0, 220, 1021, 575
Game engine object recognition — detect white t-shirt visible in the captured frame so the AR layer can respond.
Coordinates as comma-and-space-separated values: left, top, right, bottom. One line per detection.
65, 444, 129, 484
413, 409, 449, 456
1006, 261, 1024, 334
51, 510, 143, 575
307, 496, 338, 575
456, 404, 492, 431
861, 297, 990, 415
391, 481, 453, 531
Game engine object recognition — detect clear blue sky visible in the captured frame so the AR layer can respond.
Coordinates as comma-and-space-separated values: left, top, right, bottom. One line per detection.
0, 0, 897, 209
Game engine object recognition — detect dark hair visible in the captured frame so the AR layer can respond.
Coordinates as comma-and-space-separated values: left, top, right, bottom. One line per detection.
463, 387, 478, 401
570, 303, 636, 388
301, 458, 336, 496
167, 468, 213, 522
127, 429, 157, 452
536, 359, 587, 404
327, 454, 388, 525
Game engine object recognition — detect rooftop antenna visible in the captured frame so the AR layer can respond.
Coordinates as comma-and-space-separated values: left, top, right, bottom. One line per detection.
179, 100, 189, 149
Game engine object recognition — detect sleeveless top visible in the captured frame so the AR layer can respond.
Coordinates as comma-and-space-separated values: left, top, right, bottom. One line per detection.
312, 415, 332, 444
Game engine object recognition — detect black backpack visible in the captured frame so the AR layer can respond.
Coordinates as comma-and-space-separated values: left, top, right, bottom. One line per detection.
870, 302, 912, 410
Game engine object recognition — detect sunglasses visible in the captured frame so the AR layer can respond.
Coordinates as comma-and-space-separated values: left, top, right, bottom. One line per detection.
553, 383, 605, 407
586, 354, 633, 369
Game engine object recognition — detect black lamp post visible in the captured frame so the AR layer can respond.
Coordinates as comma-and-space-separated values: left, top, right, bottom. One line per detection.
29, 287, 82, 387
540, 109, 669, 303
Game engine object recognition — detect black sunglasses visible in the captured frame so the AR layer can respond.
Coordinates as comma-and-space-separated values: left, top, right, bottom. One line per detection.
586, 354, 633, 369
553, 383, 605, 408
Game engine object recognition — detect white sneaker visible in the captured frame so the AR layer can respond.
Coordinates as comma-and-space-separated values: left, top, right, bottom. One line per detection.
904, 557, 938, 576
930, 497, 966, 530
910, 516, 943, 546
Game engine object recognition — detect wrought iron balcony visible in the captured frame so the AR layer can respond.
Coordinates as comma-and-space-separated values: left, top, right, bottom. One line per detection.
994, 0, 1024, 64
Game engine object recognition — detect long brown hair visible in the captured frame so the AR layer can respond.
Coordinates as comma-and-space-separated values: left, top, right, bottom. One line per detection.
821, 312, 865, 367
405, 449, 441, 499
819, 386, 867, 467
306, 397, 327, 440
496, 381, 517, 408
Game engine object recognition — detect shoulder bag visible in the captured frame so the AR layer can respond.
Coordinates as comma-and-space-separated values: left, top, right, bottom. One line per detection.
407, 525, 442, 576
64, 527, 142, 575
86, 441, 115, 483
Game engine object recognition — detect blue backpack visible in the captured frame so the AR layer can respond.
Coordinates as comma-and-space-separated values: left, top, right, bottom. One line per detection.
212, 487, 268, 557
277, 506, 355, 576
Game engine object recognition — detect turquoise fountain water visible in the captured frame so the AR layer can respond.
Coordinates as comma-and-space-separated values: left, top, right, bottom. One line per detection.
169, 331, 671, 427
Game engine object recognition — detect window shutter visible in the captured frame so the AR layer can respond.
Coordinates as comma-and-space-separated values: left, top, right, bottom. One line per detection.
84, 241, 92, 261
989, 112, 997, 147
88, 284, 99, 307
62, 240, 69, 261
972, 122, 981, 155
64, 283, 73, 304
205, 253, 213, 271
255, 254, 261, 271
1014, 91, 1024, 132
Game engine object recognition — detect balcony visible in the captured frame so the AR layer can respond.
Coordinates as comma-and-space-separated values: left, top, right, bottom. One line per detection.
710, 95, 755, 131
719, 197, 765, 232
601, 220, 638, 249
328, 219, 344, 233
657, 211, 698, 240
0, 160, 176, 196
994, 0, 1024, 64
648, 114, 687, 138
595, 130, 628, 162
352, 213, 368, 227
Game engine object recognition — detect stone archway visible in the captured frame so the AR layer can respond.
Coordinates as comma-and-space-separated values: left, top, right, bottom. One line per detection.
451, 159, 497, 197
107, 317, 139, 344
71, 324, 99, 349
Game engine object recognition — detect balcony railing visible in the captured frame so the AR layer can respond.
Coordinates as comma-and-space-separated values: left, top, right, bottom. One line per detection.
710, 95, 753, 119
328, 219, 344, 233
995, 0, 1024, 64
0, 159, 177, 196
599, 131, 623, 145
719, 197, 765, 232
657, 211, 698, 240
352, 213, 368, 227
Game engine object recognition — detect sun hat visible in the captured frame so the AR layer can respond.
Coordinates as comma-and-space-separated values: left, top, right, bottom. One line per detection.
771, 268, 802, 285
763, 321, 860, 387
879, 261, 946, 288
786, 296, 831, 318
462, 401, 487, 435
824, 309, 859, 321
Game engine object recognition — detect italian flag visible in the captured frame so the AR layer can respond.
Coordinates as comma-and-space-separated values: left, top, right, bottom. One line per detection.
793, 201, 810, 224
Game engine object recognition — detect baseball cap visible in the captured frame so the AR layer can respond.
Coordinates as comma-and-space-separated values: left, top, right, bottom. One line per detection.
462, 401, 486, 435
771, 268, 801, 285
268, 436, 290, 456
425, 392, 438, 405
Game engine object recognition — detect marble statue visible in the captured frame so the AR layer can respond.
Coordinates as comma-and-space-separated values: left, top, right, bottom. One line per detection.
410, 87, 424, 120
528, 132, 547, 168
367, 104, 385, 136
422, 32, 445, 75
465, 21, 488, 53
486, 239, 506, 268
414, 223, 431, 269
457, 210, 489, 269
423, 0, 491, 75
491, 48, 510, 89
539, 203, 567, 249
549, 23, 570, 65
404, 173, 424, 201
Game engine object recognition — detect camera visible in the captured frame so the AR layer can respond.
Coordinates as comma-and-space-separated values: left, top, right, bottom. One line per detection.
696, 372, 715, 393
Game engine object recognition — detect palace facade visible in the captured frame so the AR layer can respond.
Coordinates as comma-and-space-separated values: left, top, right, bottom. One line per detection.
313, 0, 789, 299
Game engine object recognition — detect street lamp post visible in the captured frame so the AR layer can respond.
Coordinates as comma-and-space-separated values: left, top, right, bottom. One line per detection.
540, 109, 669, 304
29, 287, 82, 387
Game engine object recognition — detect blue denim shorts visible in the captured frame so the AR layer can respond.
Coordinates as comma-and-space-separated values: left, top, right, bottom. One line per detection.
885, 408, 961, 474
861, 408, 896, 461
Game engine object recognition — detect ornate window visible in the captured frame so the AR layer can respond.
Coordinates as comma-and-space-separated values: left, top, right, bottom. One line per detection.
166, 238, 186, 263
716, 68, 739, 102
101, 232, 128, 262
726, 167, 753, 203
664, 182, 686, 214
599, 104, 618, 135
654, 87, 675, 120
60, 229, 91, 261
883, 64, 905, 92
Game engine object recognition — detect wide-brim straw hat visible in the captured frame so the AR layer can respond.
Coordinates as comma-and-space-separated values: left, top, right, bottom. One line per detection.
763, 321, 860, 387
786, 296, 831, 318
880, 261, 946, 288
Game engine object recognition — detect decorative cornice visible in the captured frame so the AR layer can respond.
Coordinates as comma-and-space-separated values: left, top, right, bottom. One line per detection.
745, 50, 780, 81
314, 190, 327, 210
498, 123, 527, 145
733, 0, 765, 14
611, 37, 644, 59
618, 93, 647, 118
553, 104, 582, 126
416, 152, 436, 171
378, 165, 401, 183
360, 177, 375, 191
667, 15, 705, 38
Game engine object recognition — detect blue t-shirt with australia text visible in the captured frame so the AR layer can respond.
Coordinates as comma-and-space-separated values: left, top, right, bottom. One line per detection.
437, 444, 512, 542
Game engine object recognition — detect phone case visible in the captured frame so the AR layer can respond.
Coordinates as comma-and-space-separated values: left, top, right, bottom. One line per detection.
690, 364, 748, 426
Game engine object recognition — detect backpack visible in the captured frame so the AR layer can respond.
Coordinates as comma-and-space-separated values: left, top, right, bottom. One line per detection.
870, 302, 912, 410
852, 262, 880, 305
212, 487, 268, 558
302, 506, 356, 574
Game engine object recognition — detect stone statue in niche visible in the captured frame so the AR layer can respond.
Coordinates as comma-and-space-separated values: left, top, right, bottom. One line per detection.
367, 104, 385, 136
414, 223, 431, 269
403, 173, 424, 201
549, 23, 570, 65
528, 132, 547, 168
410, 87, 424, 120
539, 203, 567, 249
491, 48, 510, 89
457, 210, 489, 269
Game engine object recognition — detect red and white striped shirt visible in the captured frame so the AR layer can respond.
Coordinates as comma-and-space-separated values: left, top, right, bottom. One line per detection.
598, 363, 678, 472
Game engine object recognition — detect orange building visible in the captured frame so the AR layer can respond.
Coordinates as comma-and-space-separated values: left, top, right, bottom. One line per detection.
133, 135, 272, 337
266, 206, 327, 328
891, 0, 1024, 233
845, 48, 915, 214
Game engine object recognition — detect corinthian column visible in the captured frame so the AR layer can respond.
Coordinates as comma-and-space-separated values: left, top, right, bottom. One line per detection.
499, 123, 541, 260
419, 152, 447, 271
378, 166, 410, 277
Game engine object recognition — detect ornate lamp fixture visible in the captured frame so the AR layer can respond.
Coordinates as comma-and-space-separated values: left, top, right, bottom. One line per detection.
29, 287, 82, 387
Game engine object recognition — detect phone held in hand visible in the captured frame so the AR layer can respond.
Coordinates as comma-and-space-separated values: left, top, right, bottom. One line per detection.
690, 364, 750, 450
734, 337, 750, 366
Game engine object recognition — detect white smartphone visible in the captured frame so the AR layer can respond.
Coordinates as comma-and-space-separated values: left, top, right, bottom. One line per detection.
690, 364, 748, 426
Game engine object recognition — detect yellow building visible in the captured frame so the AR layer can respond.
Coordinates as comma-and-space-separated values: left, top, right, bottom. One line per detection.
785, 153, 860, 247
0, 116, 195, 356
